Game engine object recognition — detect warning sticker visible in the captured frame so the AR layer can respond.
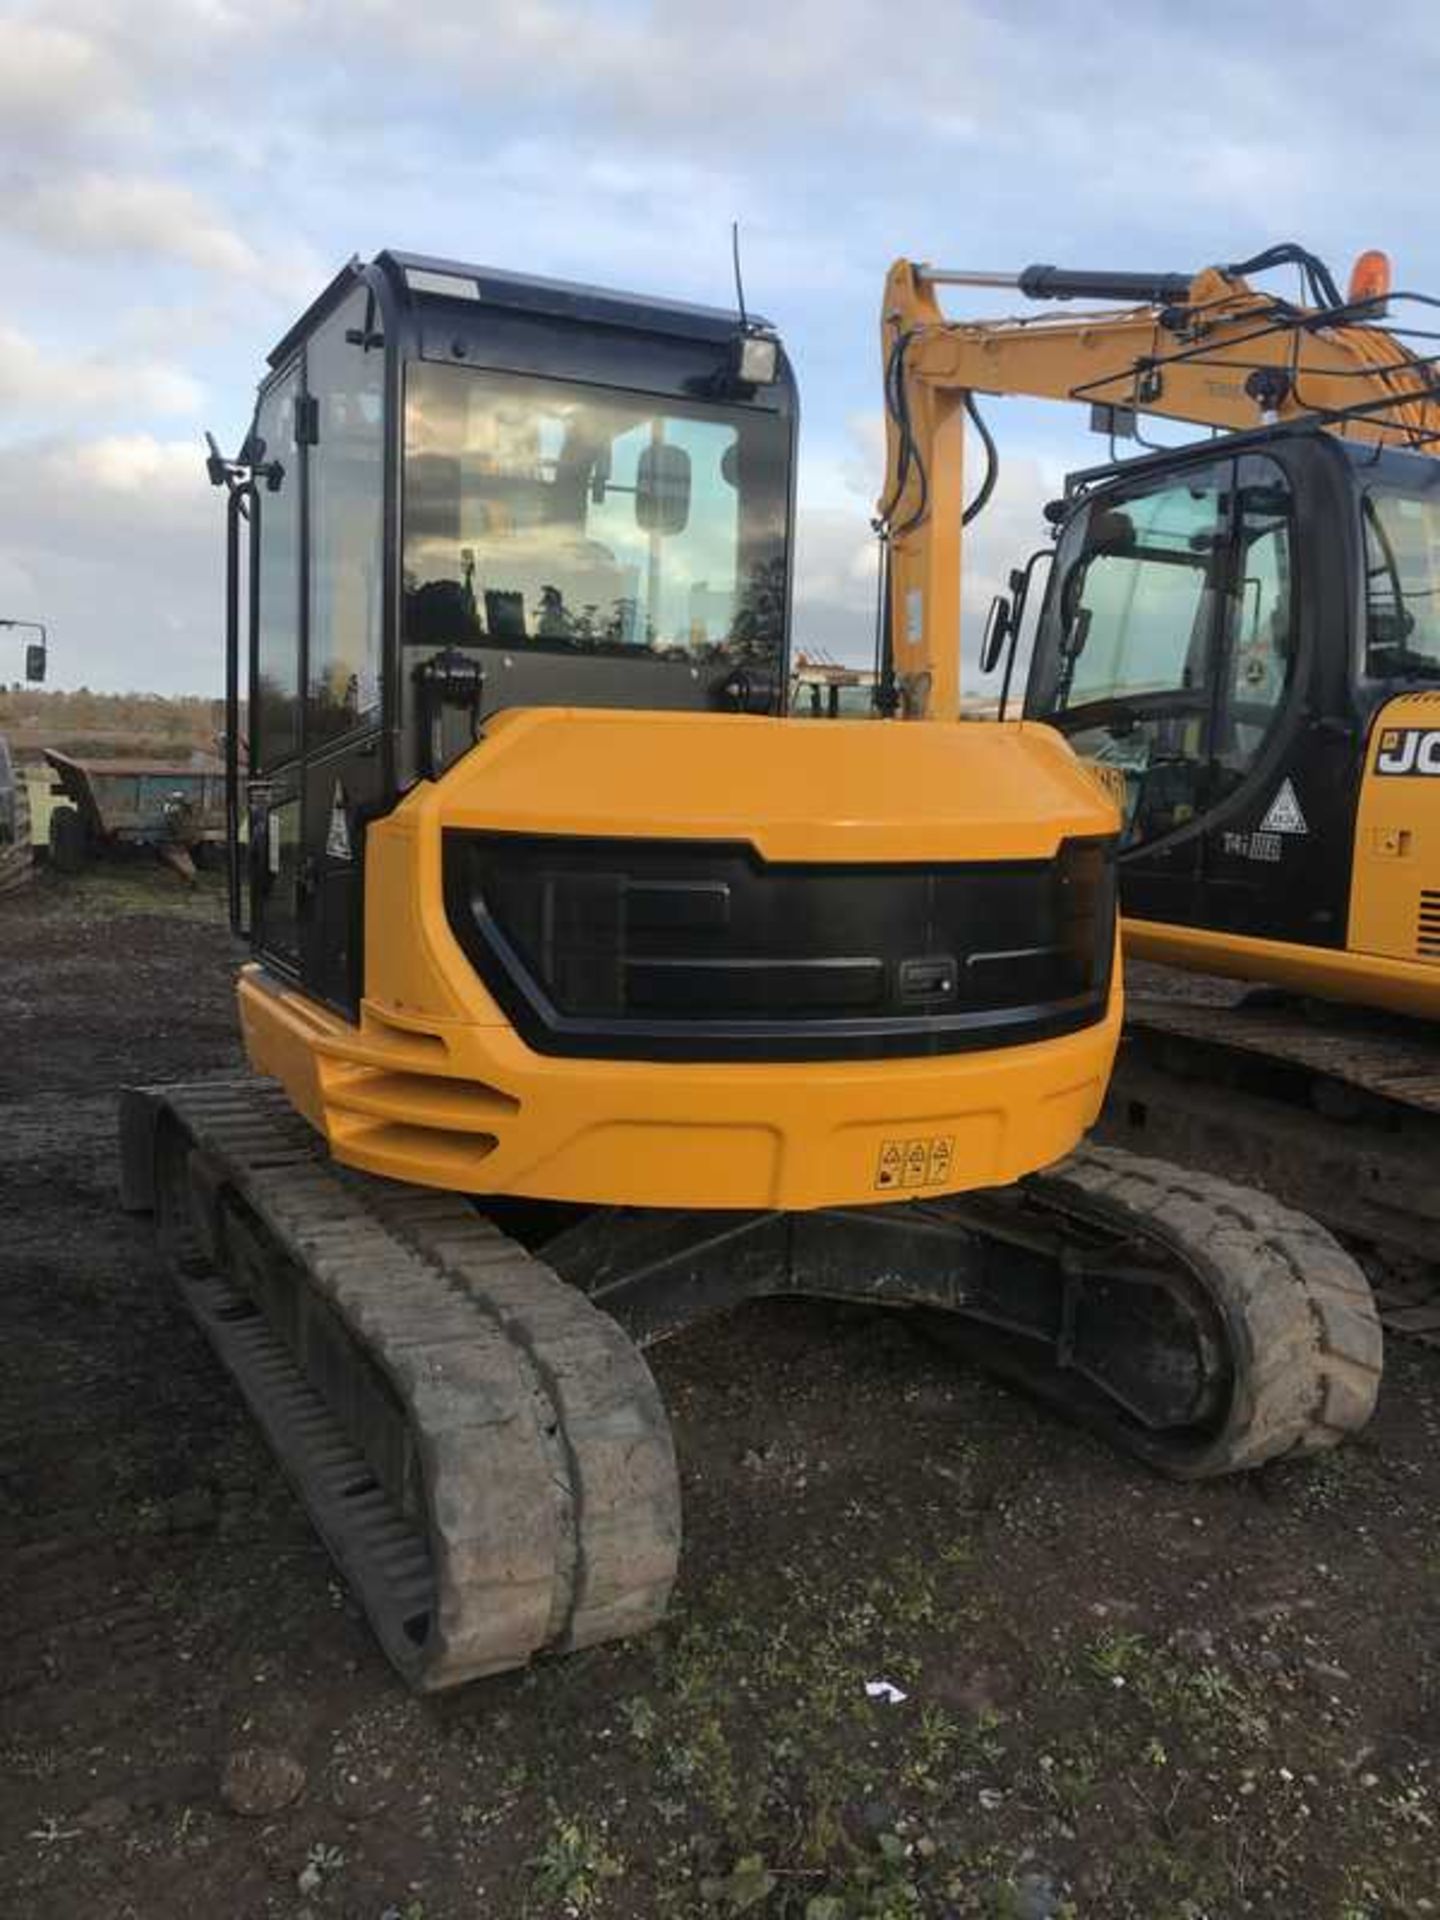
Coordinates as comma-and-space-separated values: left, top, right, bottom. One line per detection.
875, 1136, 957, 1193
875, 1142, 904, 1190
326, 780, 352, 862
926, 1137, 955, 1184
1259, 777, 1307, 835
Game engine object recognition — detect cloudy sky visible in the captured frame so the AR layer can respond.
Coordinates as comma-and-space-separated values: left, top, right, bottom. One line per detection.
1, 0, 1435, 694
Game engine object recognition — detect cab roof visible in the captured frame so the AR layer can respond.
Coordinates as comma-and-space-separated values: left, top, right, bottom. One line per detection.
268, 248, 773, 370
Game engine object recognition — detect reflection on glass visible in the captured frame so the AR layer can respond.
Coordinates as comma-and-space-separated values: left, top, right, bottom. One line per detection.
401, 364, 789, 679
308, 287, 385, 747
1061, 480, 1225, 710
254, 371, 301, 770
1029, 457, 1296, 846
1364, 481, 1440, 679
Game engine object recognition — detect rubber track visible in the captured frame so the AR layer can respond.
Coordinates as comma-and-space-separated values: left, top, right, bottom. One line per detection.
1029, 1143, 1384, 1477
153, 1081, 680, 1691
1126, 995, 1440, 1117
1110, 991, 1440, 1322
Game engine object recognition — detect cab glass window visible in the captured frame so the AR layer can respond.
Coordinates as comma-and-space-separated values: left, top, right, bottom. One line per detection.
1061, 475, 1226, 709
401, 364, 789, 675
1212, 461, 1295, 795
1363, 480, 1440, 679
1029, 463, 1228, 843
1027, 456, 1295, 845
307, 288, 385, 748
252, 367, 301, 769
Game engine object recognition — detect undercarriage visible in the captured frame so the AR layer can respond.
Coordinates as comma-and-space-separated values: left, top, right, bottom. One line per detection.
120, 1077, 1381, 1691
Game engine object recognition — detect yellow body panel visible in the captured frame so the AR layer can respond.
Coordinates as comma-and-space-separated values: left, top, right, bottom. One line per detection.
239, 708, 1122, 1210
1347, 692, 1440, 1007
1127, 694, 1440, 1021
1123, 918, 1440, 1022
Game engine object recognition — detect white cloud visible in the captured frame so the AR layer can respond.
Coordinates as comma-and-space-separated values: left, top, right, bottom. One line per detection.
47, 433, 211, 499
337, 0, 996, 161
0, 171, 260, 277
0, 16, 143, 141
0, 326, 203, 425
0, 433, 217, 693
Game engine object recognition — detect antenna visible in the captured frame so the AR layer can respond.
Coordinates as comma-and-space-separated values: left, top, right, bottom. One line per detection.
732, 220, 749, 332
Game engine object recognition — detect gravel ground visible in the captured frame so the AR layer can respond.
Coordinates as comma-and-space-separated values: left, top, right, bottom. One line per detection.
2, 868, 1438, 1920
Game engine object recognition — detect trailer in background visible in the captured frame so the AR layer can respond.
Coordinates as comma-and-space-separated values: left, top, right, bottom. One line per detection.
44, 750, 226, 882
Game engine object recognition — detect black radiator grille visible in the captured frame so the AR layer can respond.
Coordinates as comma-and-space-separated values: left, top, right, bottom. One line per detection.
442, 832, 1116, 1061
1420, 890, 1440, 959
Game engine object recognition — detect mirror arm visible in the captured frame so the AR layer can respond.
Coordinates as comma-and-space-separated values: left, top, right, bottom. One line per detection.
997, 547, 1055, 721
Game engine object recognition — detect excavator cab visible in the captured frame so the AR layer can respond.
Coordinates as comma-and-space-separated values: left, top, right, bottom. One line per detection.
1024, 425, 1440, 1015
220, 252, 796, 1016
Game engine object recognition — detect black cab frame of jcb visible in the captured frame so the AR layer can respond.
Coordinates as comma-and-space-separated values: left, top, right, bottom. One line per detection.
207, 249, 798, 1018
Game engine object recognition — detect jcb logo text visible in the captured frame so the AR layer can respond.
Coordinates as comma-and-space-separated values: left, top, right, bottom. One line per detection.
1375, 727, 1440, 776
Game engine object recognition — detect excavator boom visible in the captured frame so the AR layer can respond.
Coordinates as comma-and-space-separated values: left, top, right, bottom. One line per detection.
878, 245, 1440, 715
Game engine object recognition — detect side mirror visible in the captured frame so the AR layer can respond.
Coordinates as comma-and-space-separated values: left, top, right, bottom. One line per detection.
24, 642, 45, 683
636, 441, 691, 536
980, 594, 1012, 674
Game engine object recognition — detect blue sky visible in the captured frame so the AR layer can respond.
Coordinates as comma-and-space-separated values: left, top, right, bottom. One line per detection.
2, 0, 1437, 693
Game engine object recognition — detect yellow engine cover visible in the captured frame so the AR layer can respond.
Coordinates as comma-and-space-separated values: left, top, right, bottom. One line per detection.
239, 709, 1122, 1211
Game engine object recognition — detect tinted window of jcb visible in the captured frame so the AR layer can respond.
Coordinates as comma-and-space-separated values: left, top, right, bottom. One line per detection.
252, 367, 301, 770
1364, 479, 1440, 681
1028, 454, 1296, 846
401, 363, 789, 679
307, 288, 385, 750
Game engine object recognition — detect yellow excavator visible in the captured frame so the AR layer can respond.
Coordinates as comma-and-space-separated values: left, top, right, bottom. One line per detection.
121, 250, 1379, 1692
875, 241, 1440, 1293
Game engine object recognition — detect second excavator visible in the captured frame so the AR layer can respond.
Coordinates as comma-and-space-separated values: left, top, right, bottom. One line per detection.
875, 239, 1440, 1296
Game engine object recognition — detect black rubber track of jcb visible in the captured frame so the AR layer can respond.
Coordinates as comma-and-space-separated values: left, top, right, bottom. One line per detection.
1027, 1143, 1384, 1478
151, 1080, 680, 1691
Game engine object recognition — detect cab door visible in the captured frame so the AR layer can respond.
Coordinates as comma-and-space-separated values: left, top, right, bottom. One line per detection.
248, 361, 304, 973
1027, 457, 1235, 926
1194, 453, 1350, 948
294, 287, 386, 1015
247, 284, 388, 1016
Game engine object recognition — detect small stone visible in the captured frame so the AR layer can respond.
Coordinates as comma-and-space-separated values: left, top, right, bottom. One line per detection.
221, 1746, 306, 1817
330, 1769, 392, 1820
165, 1488, 217, 1533
928, 1661, 1019, 1715
76, 1795, 129, 1832
1011, 1870, 1063, 1920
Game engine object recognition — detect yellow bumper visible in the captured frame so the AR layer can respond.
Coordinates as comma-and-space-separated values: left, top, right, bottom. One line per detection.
239, 964, 1120, 1212
240, 709, 1122, 1212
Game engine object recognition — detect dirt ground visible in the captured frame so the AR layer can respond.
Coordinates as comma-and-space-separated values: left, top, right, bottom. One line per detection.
3, 868, 1439, 1920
